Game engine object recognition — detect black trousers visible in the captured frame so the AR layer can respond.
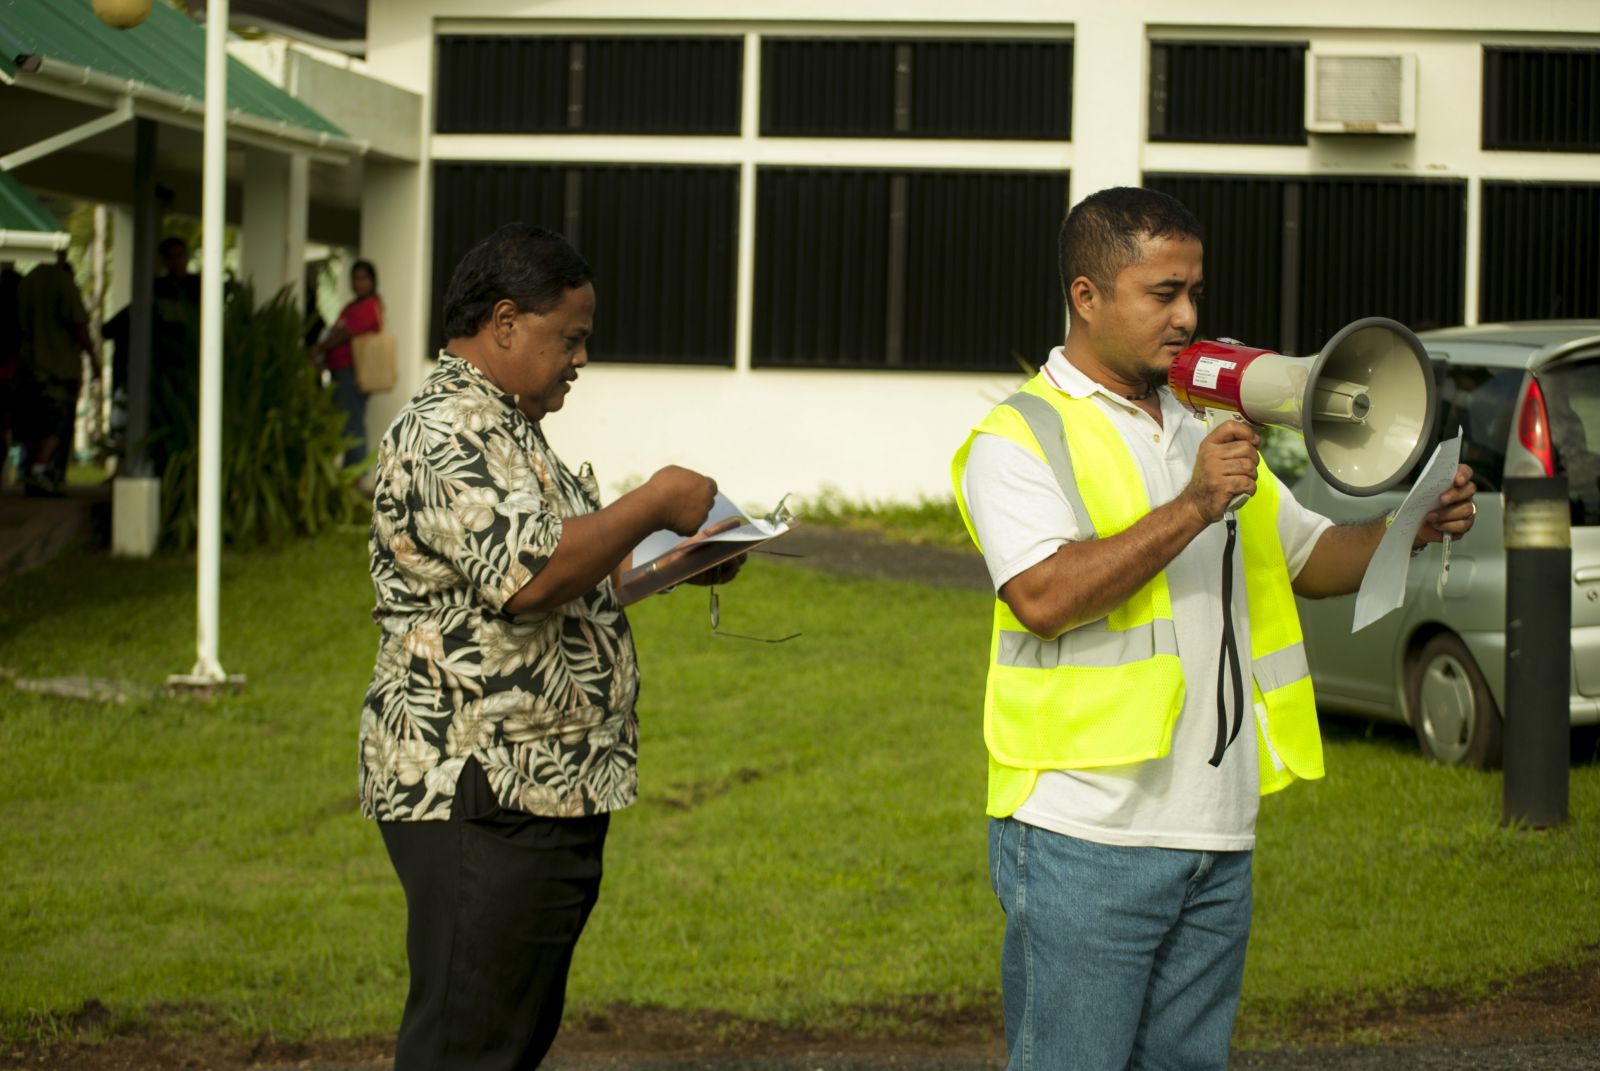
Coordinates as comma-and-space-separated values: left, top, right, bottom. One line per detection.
379, 760, 609, 1071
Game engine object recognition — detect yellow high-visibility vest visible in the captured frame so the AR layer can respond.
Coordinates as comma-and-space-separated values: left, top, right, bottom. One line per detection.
952, 372, 1325, 817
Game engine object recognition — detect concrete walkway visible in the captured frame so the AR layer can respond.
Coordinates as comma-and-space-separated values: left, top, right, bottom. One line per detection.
0, 482, 108, 583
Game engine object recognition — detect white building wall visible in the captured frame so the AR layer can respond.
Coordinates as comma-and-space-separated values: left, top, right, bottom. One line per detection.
362, 0, 1600, 504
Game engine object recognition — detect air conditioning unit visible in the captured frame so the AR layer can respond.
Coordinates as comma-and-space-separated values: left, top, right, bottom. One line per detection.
1305, 53, 1417, 134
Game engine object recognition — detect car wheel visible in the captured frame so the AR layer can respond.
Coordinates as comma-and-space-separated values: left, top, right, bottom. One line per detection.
1407, 632, 1502, 769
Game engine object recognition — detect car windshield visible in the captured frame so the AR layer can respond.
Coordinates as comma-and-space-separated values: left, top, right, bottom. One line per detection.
1541, 358, 1600, 526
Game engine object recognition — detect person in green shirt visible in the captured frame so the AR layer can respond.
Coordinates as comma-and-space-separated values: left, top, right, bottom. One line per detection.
16, 252, 91, 497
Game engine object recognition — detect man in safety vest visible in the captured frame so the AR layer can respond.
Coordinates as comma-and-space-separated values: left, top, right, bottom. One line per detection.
951, 186, 1478, 1070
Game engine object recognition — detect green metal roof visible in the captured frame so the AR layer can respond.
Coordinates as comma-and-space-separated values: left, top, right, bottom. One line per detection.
0, 170, 68, 249
0, 0, 348, 140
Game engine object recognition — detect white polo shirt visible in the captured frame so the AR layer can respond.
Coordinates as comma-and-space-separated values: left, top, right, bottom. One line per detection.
961, 348, 1332, 851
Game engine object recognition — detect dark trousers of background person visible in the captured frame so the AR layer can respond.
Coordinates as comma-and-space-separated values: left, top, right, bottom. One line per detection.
0, 372, 13, 479
379, 758, 609, 1071
329, 365, 368, 467
20, 373, 79, 487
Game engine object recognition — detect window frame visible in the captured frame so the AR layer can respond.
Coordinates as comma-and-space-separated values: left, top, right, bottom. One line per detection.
429, 24, 1076, 371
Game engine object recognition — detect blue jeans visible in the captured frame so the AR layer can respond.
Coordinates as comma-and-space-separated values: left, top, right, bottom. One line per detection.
330, 365, 368, 467
989, 818, 1253, 1071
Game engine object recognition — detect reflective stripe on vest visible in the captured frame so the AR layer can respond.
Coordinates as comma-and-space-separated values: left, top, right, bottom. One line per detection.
997, 617, 1180, 670
1001, 390, 1098, 539
1252, 641, 1309, 695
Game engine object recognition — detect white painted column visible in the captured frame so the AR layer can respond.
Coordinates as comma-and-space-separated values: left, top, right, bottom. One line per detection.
109, 204, 134, 316
1464, 175, 1481, 327
732, 32, 761, 375
359, 158, 426, 445
1067, 12, 1147, 206
108, 203, 135, 477
240, 147, 308, 308
285, 153, 309, 312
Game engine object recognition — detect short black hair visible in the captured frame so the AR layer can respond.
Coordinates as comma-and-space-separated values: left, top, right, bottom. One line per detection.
351, 258, 378, 288
158, 236, 188, 256
1058, 187, 1203, 313
441, 224, 592, 341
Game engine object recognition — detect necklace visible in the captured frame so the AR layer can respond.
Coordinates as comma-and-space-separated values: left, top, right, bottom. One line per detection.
1124, 383, 1157, 402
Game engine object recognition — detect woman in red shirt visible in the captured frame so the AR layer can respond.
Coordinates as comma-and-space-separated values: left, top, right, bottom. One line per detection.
312, 259, 382, 466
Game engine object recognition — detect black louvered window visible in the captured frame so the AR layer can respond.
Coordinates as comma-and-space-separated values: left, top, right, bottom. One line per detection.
760, 38, 1072, 139
1145, 174, 1465, 355
435, 36, 743, 135
431, 163, 738, 364
753, 168, 1067, 370
1483, 47, 1600, 153
1481, 182, 1600, 321
1149, 41, 1308, 145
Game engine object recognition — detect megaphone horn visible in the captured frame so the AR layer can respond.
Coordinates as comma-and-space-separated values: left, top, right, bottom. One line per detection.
1168, 316, 1439, 497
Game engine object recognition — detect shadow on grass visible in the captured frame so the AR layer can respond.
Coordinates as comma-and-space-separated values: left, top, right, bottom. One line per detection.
1320, 709, 1600, 769
0, 550, 191, 648
1318, 711, 1419, 755
0, 531, 361, 672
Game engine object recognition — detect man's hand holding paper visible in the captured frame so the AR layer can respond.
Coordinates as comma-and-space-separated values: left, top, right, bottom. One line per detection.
1415, 464, 1479, 546
1349, 435, 1480, 631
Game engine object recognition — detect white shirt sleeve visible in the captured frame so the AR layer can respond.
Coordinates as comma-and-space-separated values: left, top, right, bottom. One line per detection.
961, 433, 1082, 592
1275, 473, 1336, 580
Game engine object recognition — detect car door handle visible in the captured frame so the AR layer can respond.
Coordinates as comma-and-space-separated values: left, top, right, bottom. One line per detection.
1576, 567, 1600, 584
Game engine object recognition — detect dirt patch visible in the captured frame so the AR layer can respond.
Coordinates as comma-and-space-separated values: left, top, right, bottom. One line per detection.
776, 527, 989, 592
549, 1001, 1006, 1069
0, 1031, 393, 1071
656, 767, 768, 811
5, 961, 1598, 1071
1265, 953, 1600, 1046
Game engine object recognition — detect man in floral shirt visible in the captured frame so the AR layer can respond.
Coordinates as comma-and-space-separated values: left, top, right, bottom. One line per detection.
362, 223, 726, 1070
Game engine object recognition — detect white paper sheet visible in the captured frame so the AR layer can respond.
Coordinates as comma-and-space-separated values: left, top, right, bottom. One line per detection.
630, 492, 793, 568
1351, 435, 1461, 632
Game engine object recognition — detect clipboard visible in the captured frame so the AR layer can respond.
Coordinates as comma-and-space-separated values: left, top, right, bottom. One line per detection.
615, 493, 797, 606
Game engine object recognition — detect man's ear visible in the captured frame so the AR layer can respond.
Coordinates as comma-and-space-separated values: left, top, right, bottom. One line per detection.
490, 299, 519, 347
1068, 276, 1100, 325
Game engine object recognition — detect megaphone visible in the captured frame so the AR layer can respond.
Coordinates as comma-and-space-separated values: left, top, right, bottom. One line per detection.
1168, 316, 1438, 497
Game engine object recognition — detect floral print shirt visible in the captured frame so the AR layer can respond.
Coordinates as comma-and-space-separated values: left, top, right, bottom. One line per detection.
359, 353, 639, 822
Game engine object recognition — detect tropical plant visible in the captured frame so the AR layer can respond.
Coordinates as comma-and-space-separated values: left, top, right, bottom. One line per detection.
145, 282, 366, 548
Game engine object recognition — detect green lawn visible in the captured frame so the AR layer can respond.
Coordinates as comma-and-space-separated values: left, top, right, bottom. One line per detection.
0, 528, 1595, 1046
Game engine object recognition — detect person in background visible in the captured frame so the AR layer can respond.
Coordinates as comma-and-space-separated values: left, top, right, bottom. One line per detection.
154, 235, 200, 305
102, 235, 203, 460
0, 261, 21, 483
151, 235, 201, 366
311, 259, 381, 467
16, 251, 91, 497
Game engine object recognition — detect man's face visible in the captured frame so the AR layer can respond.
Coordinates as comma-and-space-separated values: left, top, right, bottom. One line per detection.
496, 282, 595, 422
1083, 234, 1204, 387
161, 244, 189, 277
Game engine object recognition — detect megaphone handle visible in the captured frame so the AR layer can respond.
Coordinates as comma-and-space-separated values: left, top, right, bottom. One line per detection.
1201, 409, 1254, 514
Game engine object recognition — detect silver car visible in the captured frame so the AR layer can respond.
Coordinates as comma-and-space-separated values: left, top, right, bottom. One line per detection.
1294, 321, 1600, 768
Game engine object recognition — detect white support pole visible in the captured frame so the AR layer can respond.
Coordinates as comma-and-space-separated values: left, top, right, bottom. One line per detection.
192, 0, 229, 683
